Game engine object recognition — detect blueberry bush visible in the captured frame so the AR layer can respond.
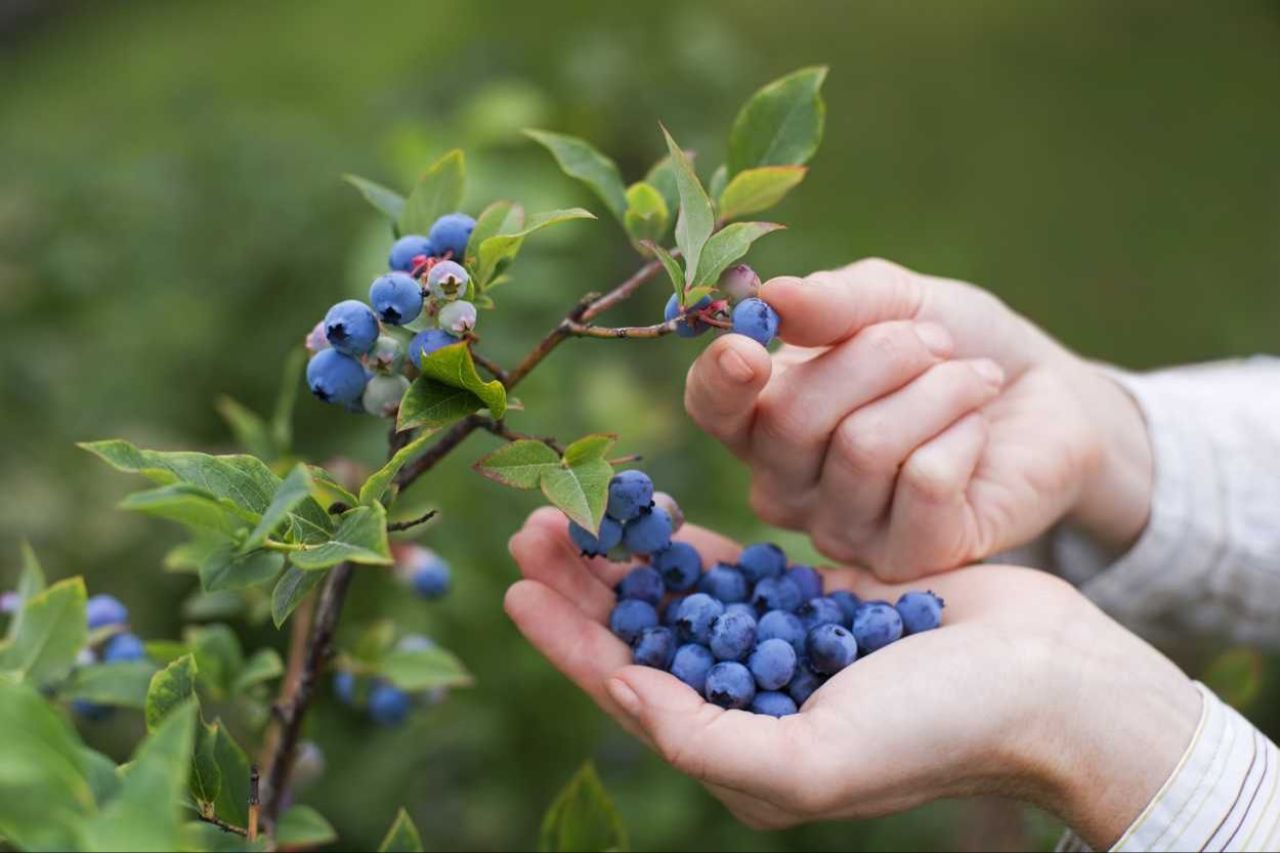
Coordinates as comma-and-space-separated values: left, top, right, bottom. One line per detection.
0, 67, 828, 851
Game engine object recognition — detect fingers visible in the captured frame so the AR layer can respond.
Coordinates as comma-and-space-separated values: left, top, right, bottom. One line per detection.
684, 335, 772, 456
510, 508, 619, 621
762, 259, 925, 348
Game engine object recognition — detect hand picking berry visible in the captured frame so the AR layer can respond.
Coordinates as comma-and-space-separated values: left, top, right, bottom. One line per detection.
663, 293, 712, 338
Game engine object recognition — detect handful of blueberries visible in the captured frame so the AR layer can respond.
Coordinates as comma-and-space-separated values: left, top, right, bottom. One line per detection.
576, 471, 944, 717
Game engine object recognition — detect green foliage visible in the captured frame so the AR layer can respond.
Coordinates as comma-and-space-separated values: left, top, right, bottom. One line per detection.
343, 174, 407, 227
398, 149, 466, 236
539, 762, 628, 853
692, 221, 785, 286
475, 435, 616, 531
288, 504, 392, 569
470, 207, 596, 291
360, 431, 438, 506
473, 440, 560, 489
660, 126, 714, 287
717, 166, 807, 221
399, 340, 508, 430
241, 464, 314, 552
525, 130, 628, 222
623, 182, 669, 247
146, 654, 198, 730
727, 66, 828, 176
61, 661, 157, 709
378, 808, 424, 853
0, 577, 87, 687
270, 565, 327, 627
277, 805, 338, 847
644, 242, 686, 306
379, 642, 473, 692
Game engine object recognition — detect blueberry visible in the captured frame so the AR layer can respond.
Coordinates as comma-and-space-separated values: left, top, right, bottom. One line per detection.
751, 575, 803, 613
797, 597, 844, 633
737, 542, 786, 584
305, 320, 329, 355
750, 691, 798, 717
756, 609, 807, 656
324, 300, 380, 357
102, 632, 147, 663
367, 335, 405, 374
663, 596, 688, 629
86, 594, 128, 630
609, 599, 659, 644
426, 260, 470, 301
389, 234, 435, 271
368, 682, 412, 726
787, 661, 827, 707
607, 470, 654, 521
307, 349, 369, 407
674, 593, 724, 645
568, 517, 623, 556
71, 699, 113, 721
719, 264, 761, 303
705, 662, 756, 710
670, 643, 715, 693
617, 566, 664, 606
622, 508, 673, 555
806, 624, 858, 675
427, 213, 476, 260
896, 591, 945, 635
730, 297, 780, 346
438, 300, 477, 335
724, 602, 757, 621
333, 671, 357, 705
748, 638, 797, 691
369, 273, 424, 325
830, 590, 861, 627
663, 293, 712, 338
652, 541, 702, 592
852, 600, 904, 652
406, 328, 460, 367
787, 565, 824, 600
403, 549, 450, 600
362, 374, 410, 418
697, 563, 749, 603
632, 626, 677, 669
651, 491, 684, 533
708, 609, 757, 661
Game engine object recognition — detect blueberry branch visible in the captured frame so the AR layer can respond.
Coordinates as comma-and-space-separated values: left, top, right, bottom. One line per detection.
387, 508, 438, 532
194, 812, 247, 837
480, 419, 565, 455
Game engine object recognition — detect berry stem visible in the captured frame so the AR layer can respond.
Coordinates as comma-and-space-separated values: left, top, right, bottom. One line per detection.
480, 419, 565, 455
386, 508, 439, 532
194, 811, 248, 838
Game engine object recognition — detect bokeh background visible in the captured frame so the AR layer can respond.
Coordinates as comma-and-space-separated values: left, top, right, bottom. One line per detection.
2, 1, 1278, 850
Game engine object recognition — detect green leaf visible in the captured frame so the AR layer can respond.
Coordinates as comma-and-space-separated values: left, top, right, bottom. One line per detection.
214, 396, 274, 461
708, 163, 729, 204
119, 483, 256, 537
378, 808, 424, 853
398, 379, 483, 431
200, 542, 285, 594
465, 200, 524, 267
344, 174, 407, 224
80, 746, 122, 805
190, 719, 222, 816
242, 464, 313, 551
270, 347, 306, 455
524, 130, 627, 221
360, 430, 439, 506
473, 207, 596, 289
271, 566, 327, 628
717, 166, 807, 221
83, 702, 197, 852
308, 465, 360, 508
145, 654, 198, 731
643, 152, 687, 227
209, 723, 252, 829
6, 542, 48, 643
691, 222, 785, 286
623, 182, 669, 246
562, 433, 617, 466
413, 340, 507, 421
0, 577, 86, 686
289, 504, 392, 570
727, 66, 828, 176
379, 645, 473, 692
541, 456, 613, 532
349, 619, 398, 666
398, 149, 465, 236
233, 649, 283, 695
660, 126, 714, 286
187, 624, 243, 699
278, 805, 338, 847
473, 440, 560, 489
642, 242, 685, 306
539, 761, 628, 853
62, 660, 157, 709
181, 821, 268, 852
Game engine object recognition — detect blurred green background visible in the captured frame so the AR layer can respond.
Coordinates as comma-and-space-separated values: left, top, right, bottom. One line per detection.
2, 1, 1277, 850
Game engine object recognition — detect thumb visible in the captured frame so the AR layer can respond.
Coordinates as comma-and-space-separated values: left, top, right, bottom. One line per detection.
763, 258, 925, 348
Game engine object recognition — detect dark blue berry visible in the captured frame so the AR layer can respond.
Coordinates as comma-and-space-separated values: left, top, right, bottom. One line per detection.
708, 609, 757, 661
617, 566, 664, 606
806, 623, 858, 675
704, 661, 755, 710
609, 599, 659, 644
632, 626, 677, 669
670, 643, 715, 693
697, 563, 749, 603
896, 591, 945, 634
737, 542, 786, 584
748, 638, 797, 690
675, 593, 724, 645
852, 600, 904, 653
652, 541, 702, 591
750, 691, 798, 717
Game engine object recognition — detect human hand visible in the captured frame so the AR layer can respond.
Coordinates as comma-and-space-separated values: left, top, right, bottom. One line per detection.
504, 507, 1198, 848
684, 259, 1154, 580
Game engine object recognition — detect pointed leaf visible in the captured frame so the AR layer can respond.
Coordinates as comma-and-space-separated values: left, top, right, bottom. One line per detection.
343, 174, 407, 224
6, 542, 47, 642
397, 378, 484, 431
540, 457, 613, 531
361, 430, 438, 507
271, 565, 327, 628
718, 166, 807, 221
623, 182, 669, 246
640, 241, 685, 306
119, 483, 256, 536
525, 130, 627, 221
660, 126, 714, 286
473, 207, 596, 288
0, 577, 86, 686
289, 504, 392, 570
727, 66, 828, 176
190, 719, 222, 816
278, 805, 338, 847
233, 649, 283, 695
215, 396, 274, 460
708, 163, 729, 203
145, 654, 197, 731
465, 200, 524, 267
61, 660, 157, 709
379, 644, 473, 692
186, 624, 244, 699
378, 808, 424, 853
643, 150, 692, 227
473, 440, 560, 489
692, 222, 785, 286
241, 465, 313, 551
209, 723, 252, 828
270, 347, 306, 455
398, 149, 465, 236
413, 341, 507, 421
199, 541, 285, 594
308, 465, 360, 508
562, 433, 617, 466
539, 761, 628, 853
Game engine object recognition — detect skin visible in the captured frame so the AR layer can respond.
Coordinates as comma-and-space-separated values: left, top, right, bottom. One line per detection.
506, 508, 1201, 849
684, 258, 1155, 580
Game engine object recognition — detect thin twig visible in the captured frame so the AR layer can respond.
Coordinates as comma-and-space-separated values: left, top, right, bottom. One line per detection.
387, 508, 438, 532
563, 318, 682, 339
393, 413, 489, 490
469, 347, 510, 385
481, 419, 565, 454
195, 812, 247, 837
580, 257, 666, 321
607, 454, 643, 465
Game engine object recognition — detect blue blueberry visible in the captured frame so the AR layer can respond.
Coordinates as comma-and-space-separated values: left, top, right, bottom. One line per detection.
704, 662, 756, 710
426, 260, 470, 301
697, 563, 749, 603
406, 328, 460, 367
737, 542, 786, 584
724, 602, 757, 621
663, 596, 688, 628
730, 297, 780, 346
617, 566, 664, 606
750, 575, 803, 613
609, 599, 659, 644
410, 557, 451, 600
675, 593, 724, 645
896, 591, 945, 635
787, 565, 824, 600
663, 293, 712, 338
787, 661, 826, 707
369, 273, 424, 325
652, 541, 702, 592
427, 212, 476, 260
670, 643, 715, 693
830, 590, 861, 627
568, 517, 623, 556
102, 632, 147, 663
86, 594, 128, 630
367, 682, 412, 726
750, 691, 798, 717
632, 626, 677, 669
333, 671, 356, 705
389, 234, 435, 271
307, 349, 369, 407
852, 600, 905, 652
324, 300, 380, 357
748, 638, 797, 690
71, 699, 113, 721
622, 508, 673, 555
756, 609, 807, 656
607, 470, 654, 521
806, 624, 858, 675
797, 597, 844, 633
708, 609, 757, 661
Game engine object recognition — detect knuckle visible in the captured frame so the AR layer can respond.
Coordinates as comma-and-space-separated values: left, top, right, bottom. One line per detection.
833, 415, 893, 472
902, 451, 961, 503
848, 256, 910, 285
752, 394, 808, 446
856, 322, 922, 366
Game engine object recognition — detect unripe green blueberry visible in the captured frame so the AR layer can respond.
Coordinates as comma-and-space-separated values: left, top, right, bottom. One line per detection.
305, 320, 329, 354
362, 374, 410, 418
438, 300, 477, 335
719, 264, 761, 303
427, 261, 469, 302
367, 335, 404, 374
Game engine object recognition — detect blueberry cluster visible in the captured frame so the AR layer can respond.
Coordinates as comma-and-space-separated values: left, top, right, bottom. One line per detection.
662, 264, 782, 348
333, 634, 448, 726
73, 594, 151, 720
304, 212, 478, 417
583, 479, 946, 716
392, 543, 452, 600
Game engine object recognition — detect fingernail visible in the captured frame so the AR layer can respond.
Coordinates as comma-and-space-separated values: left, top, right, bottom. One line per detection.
717, 347, 755, 384
972, 359, 1005, 386
916, 322, 953, 356
607, 678, 642, 717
